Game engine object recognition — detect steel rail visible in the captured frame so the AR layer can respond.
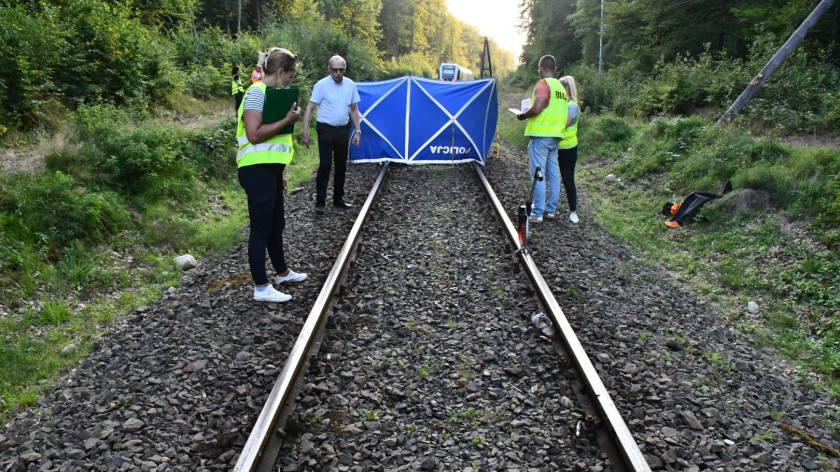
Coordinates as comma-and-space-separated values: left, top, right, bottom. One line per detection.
234, 162, 390, 472
472, 161, 651, 472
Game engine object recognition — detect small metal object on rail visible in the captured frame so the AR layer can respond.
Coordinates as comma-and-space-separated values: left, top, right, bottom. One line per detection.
472, 162, 651, 472
234, 162, 390, 472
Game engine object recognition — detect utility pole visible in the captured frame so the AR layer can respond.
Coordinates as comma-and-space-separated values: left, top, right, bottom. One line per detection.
718, 0, 835, 125
598, 0, 604, 73
480, 37, 494, 78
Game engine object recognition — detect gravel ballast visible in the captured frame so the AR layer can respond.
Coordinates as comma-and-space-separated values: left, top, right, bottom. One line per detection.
275, 165, 596, 471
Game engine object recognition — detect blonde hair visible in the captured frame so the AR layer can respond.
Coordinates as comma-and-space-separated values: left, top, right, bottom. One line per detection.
559, 75, 577, 103
262, 47, 297, 76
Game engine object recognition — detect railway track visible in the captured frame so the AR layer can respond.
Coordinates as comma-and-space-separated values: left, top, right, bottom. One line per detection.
2, 147, 836, 471
234, 162, 650, 471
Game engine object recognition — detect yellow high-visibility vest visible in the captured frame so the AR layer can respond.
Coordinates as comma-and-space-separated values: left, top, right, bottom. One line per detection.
559, 100, 578, 150
524, 77, 567, 138
231, 77, 245, 95
236, 82, 294, 168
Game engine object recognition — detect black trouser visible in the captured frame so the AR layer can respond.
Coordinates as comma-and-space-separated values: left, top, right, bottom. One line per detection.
315, 122, 351, 206
558, 146, 578, 212
234, 92, 244, 114
238, 163, 287, 285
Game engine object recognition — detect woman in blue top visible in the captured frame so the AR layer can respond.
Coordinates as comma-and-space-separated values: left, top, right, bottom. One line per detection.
558, 76, 580, 224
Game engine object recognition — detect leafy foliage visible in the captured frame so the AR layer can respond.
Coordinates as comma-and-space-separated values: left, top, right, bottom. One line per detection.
46, 104, 236, 202
0, 0, 515, 135
0, 1, 177, 132
0, 171, 129, 261
513, 0, 840, 135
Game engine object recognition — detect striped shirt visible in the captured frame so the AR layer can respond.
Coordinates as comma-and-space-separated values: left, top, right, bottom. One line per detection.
243, 86, 266, 112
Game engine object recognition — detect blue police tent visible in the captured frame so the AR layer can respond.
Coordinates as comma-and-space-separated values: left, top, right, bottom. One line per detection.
349, 76, 498, 165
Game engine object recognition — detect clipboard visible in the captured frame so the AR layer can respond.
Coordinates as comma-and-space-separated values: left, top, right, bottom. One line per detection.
263, 86, 300, 135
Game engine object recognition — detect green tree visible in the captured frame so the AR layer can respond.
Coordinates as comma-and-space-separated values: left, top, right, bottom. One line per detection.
523, 0, 581, 70
129, 0, 199, 30
318, 0, 384, 53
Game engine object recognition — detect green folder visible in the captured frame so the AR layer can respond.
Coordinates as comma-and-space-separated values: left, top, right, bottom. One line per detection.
263, 86, 299, 135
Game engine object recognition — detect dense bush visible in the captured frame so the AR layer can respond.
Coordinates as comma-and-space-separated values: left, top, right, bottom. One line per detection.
0, 1, 179, 132
0, 4, 69, 130
47, 104, 236, 201
577, 114, 636, 160
182, 116, 239, 180
381, 53, 436, 79
272, 21, 382, 83
0, 171, 129, 259
182, 61, 231, 99
561, 35, 840, 135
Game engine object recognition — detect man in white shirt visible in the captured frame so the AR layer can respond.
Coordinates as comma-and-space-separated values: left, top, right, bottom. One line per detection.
302, 55, 362, 214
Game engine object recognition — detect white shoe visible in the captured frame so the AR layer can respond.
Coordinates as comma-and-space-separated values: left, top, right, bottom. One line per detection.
545, 213, 556, 220
529, 213, 543, 223
275, 269, 308, 284
569, 212, 579, 224
254, 285, 292, 303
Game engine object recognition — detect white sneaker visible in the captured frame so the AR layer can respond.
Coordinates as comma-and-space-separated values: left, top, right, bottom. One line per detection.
545, 213, 556, 220
254, 285, 292, 303
529, 213, 543, 223
275, 269, 308, 284
569, 212, 579, 224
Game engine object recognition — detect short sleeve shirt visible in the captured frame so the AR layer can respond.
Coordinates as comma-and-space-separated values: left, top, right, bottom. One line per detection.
243, 86, 265, 112
568, 102, 579, 125
310, 76, 361, 127
534, 80, 551, 104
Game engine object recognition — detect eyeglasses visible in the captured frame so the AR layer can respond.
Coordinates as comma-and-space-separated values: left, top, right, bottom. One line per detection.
330, 67, 345, 73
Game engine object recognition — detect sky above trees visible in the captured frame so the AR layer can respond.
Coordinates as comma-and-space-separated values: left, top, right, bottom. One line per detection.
445, 0, 527, 63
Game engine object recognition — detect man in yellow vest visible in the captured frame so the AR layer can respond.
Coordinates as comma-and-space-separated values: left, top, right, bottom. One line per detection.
517, 55, 568, 223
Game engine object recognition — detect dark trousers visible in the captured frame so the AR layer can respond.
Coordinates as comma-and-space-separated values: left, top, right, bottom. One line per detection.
238, 164, 287, 285
315, 122, 351, 206
558, 146, 578, 212
234, 92, 244, 114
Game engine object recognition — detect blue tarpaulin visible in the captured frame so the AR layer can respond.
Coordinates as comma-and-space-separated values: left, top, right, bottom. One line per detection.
349, 76, 498, 165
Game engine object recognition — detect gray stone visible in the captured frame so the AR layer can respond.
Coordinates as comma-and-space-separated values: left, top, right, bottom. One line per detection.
680, 410, 703, 430
19, 452, 42, 462
122, 418, 145, 432
61, 344, 78, 356
173, 254, 197, 271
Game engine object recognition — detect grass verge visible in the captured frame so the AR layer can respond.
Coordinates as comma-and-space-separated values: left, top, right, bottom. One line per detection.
0, 106, 321, 420
497, 96, 839, 398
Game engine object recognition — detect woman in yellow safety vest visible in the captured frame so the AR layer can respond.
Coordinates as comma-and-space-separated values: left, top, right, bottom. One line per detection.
558, 75, 580, 224
236, 47, 307, 303
231, 66, 246, 113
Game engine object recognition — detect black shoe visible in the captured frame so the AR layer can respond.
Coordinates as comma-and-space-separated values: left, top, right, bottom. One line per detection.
334, 199, 353, 209
315, 204, 325, 214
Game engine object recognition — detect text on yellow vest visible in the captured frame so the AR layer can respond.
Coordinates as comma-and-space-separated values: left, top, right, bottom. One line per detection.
524, 77, 568, 138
